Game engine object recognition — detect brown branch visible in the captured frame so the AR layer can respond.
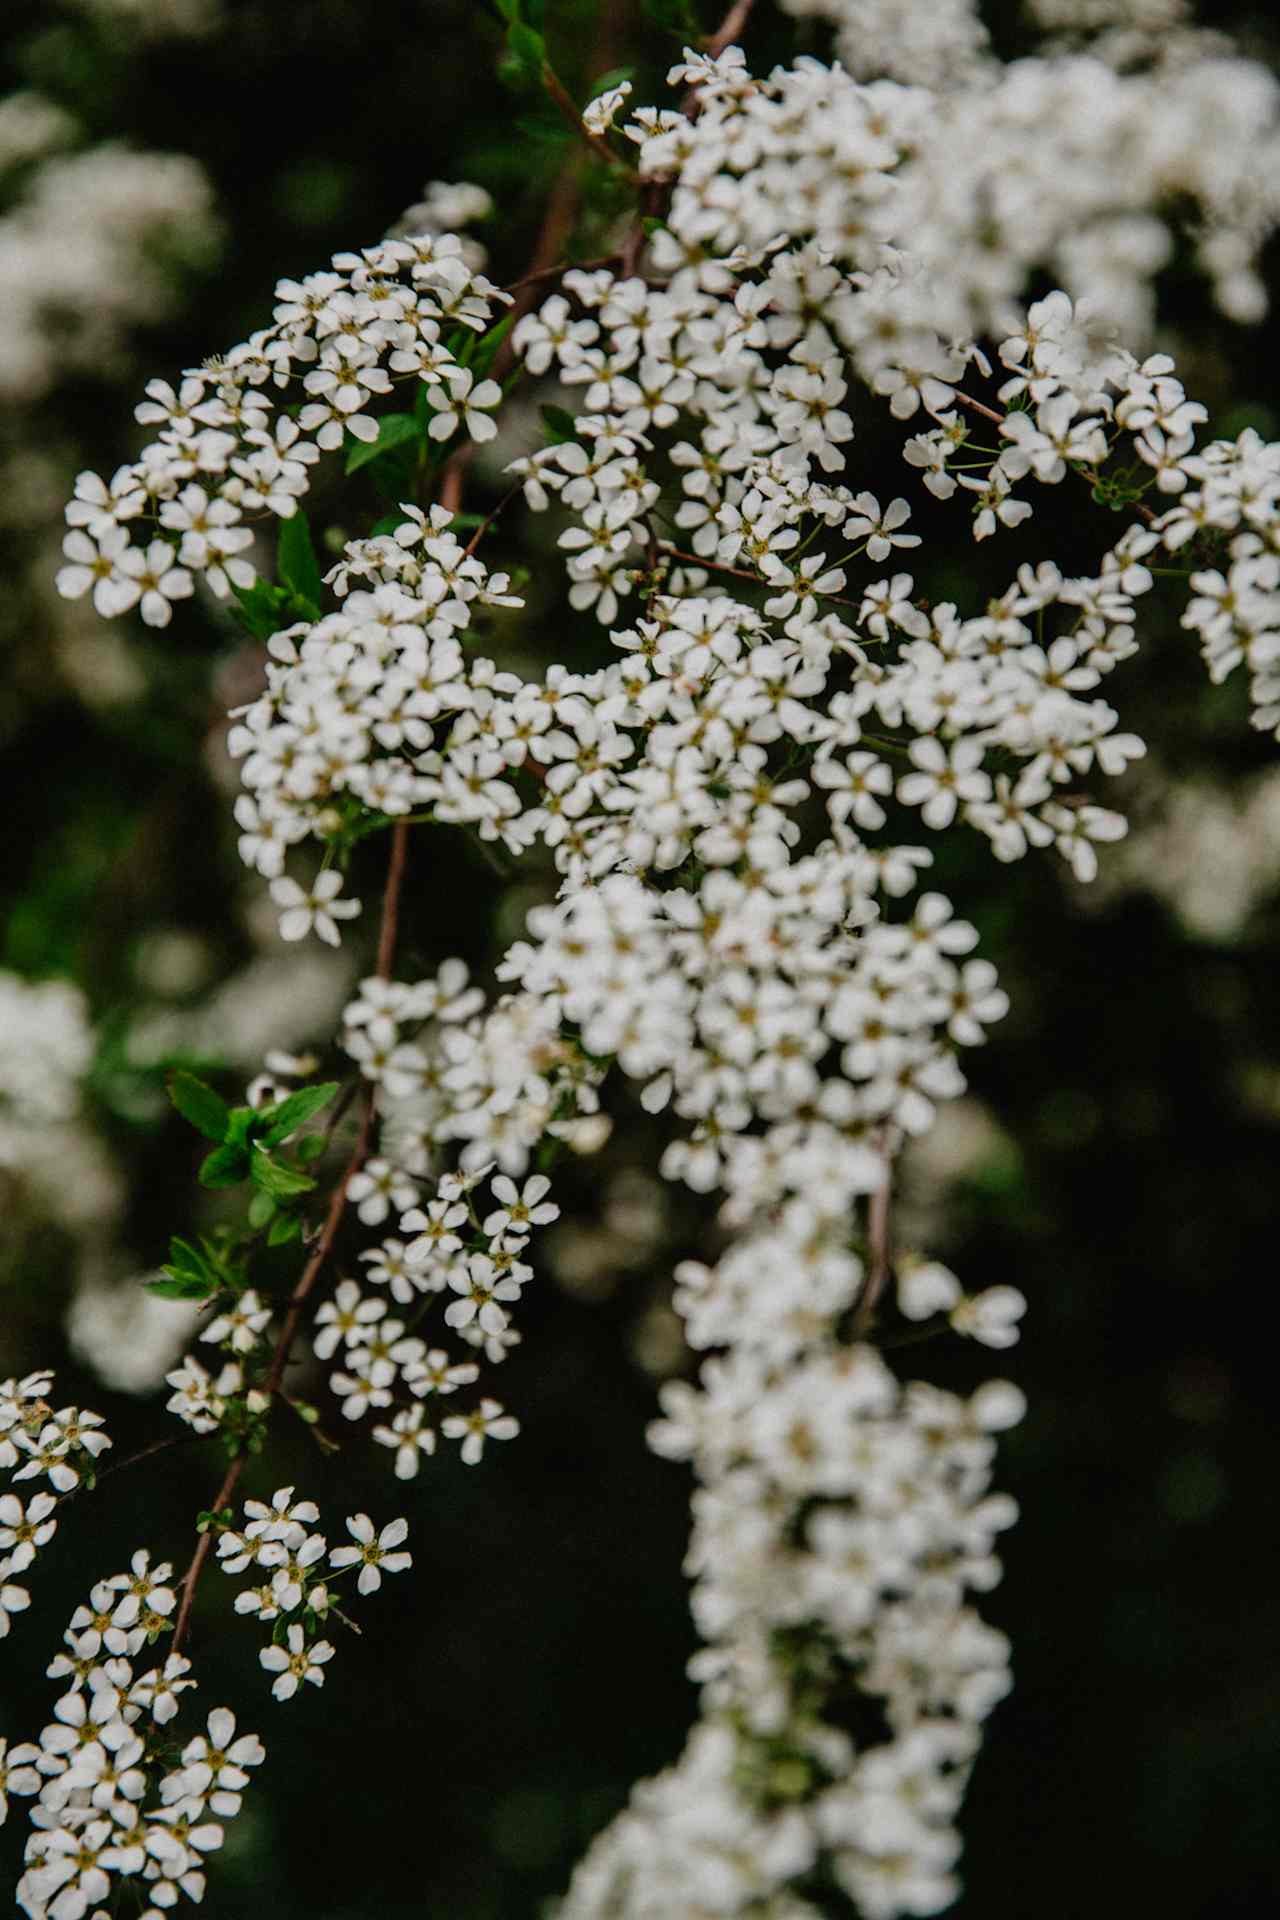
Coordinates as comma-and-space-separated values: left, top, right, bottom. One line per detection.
171, 1450, 249, 1655
658, 542, 863, 612
504, 251, 621, 296
950, 389, 1005, 427
540, 61, 630, 172
170, 821, 411, 1656
852, 1145, 894, 1338
375, 818, 410, 979
493, 161, 586, 383
464, 480, 525, 558
704, 0, 756, 57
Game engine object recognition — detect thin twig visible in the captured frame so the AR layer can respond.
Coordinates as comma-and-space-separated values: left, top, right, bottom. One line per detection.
704, 0, 756, 57
170, 821, 411, 1655
951, 389, 1006, 427
853, 1144, 894, 1338
171, 1450, 248, 1655
504, 251, 621, 296
658, 542, 863, 611
464, 479, 525, 558
540, 61, 631, 172
83, 1429, 200, 1490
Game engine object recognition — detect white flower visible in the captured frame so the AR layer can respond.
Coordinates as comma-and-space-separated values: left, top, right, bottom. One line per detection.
0, 1491, 58, 1573
481, 1173, 559, 1237
112, 538, 195, 628
442, 1397, 520, 1465
428, 368, 502, 444
259, 1624, 334, 1701
583, 81, 633, 135
897, 1260, 962, 1322
270, 870, 361, 946
951, 1286, 1028, 1349
328, 1514, 412, 1594
898, 739, 993, 830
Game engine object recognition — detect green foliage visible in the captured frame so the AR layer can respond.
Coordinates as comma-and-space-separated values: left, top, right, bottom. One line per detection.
344, 412, 421, 474
259, 1081, 339, 1146
166, 1070, 231, 1143
644, 0, 700, 39
229, 576, 293, 641
276, 511, 324, 611
168, 1070, 337, 1200
541, 403, 581, 445
471, 309, 518, 377
249, 1146, 318, 1199
147, 1230, 242, 1302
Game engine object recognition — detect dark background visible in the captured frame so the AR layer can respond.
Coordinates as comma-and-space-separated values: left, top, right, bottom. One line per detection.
2, 2, 1279, 1913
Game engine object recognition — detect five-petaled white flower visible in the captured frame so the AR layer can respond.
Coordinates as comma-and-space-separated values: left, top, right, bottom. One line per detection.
328, 1514, 412, 1594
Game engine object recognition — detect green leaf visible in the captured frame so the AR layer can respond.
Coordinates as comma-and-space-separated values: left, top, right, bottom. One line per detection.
506, 19, 546, 80
250, 1149, 318, 1199
277, 511, 324, 611
259, 1080, 339, 1146
167, 1071, 230, 1142
540, 403, 581, 445
296, 1132, 329, 1163
370, 510, 414, 538
592, 66, 636, 92
225, 1107, 258, 1148
345, 413, 420, 475
199, 1143, 251, 1189
643, 0, 698, 34
230, 578, 290, 641
268, 1211, 304, 1246
248, 1188, 276, 1228
470, 309, 517, 378
147, 1269, 220, 1301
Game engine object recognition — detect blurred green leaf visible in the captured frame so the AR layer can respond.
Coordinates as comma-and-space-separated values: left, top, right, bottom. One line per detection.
167, 1071, 230, 1142
276, 511, 324, 610
344, 412, 420, 474
199, 1143, 251, 1189
259, 1081, 340, 1146
250, 1149, 317, 1199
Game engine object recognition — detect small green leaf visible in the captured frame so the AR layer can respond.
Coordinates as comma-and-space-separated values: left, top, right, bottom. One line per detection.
248, 1188, 276, 1228
592, 66, 635, 92
167, 1071, 230, 1143
225, 1107, 258, 1148
643, 0, 698, 35
259, 1081, 339, 1146
296, 1133, 328, 1163
148, 1268, 219, 1301
507, 19, 546, 76
370, 510, 414, 538
230, 578, 291, 641
199, 1143, 251, 1190
540, 403, 581, 445
470, 309, 517, 377
268, 1211, 304, 1246
345, 413, 420, 474
277, 511, 324, 611
250, 1149, 318, 1199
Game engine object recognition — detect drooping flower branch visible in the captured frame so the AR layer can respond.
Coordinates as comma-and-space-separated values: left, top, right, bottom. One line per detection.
6, 3, 1279, 1915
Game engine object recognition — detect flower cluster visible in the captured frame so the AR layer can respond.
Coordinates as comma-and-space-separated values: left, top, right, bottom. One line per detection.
2, 1453, 408, 1917
2, 1371, 113, 1643
32, 10, 1280, 1918
55, 225, 511, 627
215, 1487, 410, 1688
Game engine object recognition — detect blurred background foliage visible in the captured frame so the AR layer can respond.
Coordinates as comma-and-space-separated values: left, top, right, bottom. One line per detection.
2, 1, 1279, 1914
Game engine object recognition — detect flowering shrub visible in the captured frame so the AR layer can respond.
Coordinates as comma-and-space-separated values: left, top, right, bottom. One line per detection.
6, 1, 1280, 1914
